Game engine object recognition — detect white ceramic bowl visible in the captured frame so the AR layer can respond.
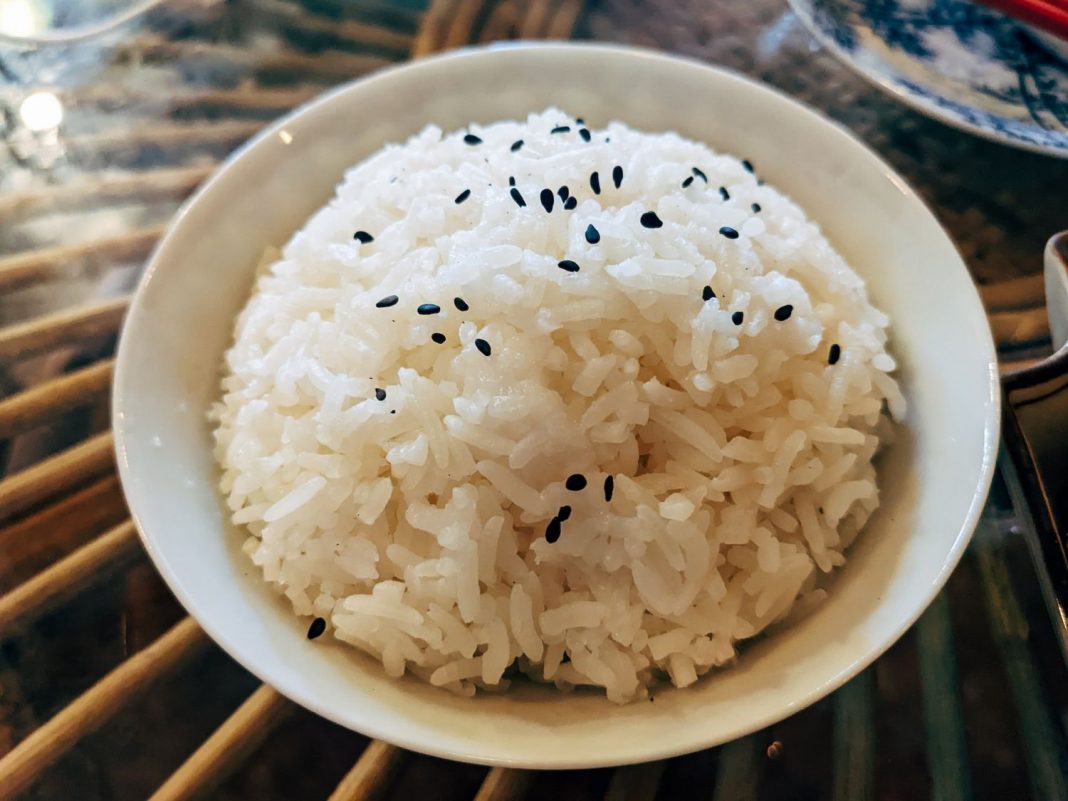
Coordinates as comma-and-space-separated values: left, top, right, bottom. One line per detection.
113, 43, 1000, 769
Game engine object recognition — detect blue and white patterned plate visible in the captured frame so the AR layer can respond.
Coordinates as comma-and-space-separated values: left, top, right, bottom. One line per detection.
789, 0, 1068, 157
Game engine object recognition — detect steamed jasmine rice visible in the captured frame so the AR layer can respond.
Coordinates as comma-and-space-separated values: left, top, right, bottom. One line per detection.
211, 109, 904, 703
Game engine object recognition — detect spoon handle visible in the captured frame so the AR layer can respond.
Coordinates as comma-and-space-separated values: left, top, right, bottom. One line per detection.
1001, 231, 1068, 661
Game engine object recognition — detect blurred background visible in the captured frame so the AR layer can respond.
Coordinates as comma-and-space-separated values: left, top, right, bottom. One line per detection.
1, 1, 1067, 799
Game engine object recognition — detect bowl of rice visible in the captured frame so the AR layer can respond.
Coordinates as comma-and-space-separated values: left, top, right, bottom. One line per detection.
113, 43, 999, 768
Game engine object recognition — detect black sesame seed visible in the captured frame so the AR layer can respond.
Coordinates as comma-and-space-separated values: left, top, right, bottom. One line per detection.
475, 338, 491, 356
774, 304, 794, 321
565, 473, 587, 491
829, 343, 842, 365
431, 332, 446, 344
558, 504, 573, 522
558, 186, 570, 201
557, 259, 580, 273
540, 188, 554, 213
454, 188, 471, 204
751, 202, 762, 213
353, 231, 374, 243
508, 176, 516, 186
564, 196, 577, 210
579, 128, 591, 142
603, 475, 615, 502
374, 388, 386, 401
510, 187, 526, 207
453, 297, 469, 312
742, 158, 755, 173
702, 285, 716, 302
390, 410, 396, 414
417, 303, 441, 315
545, 517, 562, 544
640, 211, 663, 229
463, 133, 482, 145
719, 226, 739, 239
510, 139, 524, 152
682, 176, 695, 188
612, 165, 623, 188
375, 294, 399, 308
307, 617, 326, 639
575, 117, 585, 125
551, 125, 571, 134
692, 166, 708, 182
590, 171, 601, 194
719, 186, 730, 201
585, 224, 601, 244
732, 311, 744, 325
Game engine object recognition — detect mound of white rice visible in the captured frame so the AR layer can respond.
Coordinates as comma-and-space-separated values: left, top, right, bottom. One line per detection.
212, 108, 904, 703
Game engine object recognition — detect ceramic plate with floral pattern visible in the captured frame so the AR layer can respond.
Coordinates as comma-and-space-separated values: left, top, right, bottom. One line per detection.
790, 0, 1068, 157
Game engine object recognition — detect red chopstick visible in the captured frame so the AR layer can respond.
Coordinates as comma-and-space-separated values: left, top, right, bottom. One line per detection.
973, 0, 1068, 41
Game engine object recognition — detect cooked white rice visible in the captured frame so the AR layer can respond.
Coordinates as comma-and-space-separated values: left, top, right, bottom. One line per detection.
212, 108, 904, 703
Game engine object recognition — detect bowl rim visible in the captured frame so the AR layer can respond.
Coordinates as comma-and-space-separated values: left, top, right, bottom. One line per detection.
113, 40, 1001, 768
